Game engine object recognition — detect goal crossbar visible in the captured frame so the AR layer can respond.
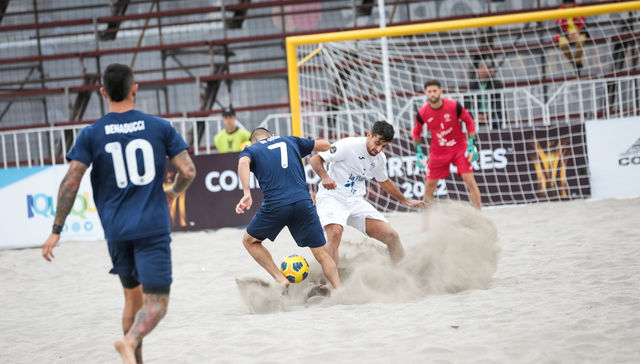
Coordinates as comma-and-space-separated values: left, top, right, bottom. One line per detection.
286, 1, 640, 136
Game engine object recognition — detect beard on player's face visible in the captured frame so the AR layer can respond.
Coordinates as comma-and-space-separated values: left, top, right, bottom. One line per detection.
366, 135, 388, 156
425, 86, 442, 105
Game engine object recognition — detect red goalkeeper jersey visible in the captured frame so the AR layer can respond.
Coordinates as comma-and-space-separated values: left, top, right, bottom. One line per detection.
412, 98, 476, 154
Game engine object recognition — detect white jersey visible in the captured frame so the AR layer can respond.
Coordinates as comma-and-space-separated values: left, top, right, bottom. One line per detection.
317, 137, 388, 199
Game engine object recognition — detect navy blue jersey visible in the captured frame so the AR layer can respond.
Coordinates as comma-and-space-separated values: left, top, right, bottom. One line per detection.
239, 135, 314, 208
67, 110, 188, 242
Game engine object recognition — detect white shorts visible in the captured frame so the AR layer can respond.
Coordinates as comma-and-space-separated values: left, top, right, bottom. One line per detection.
316, 191, 388, 235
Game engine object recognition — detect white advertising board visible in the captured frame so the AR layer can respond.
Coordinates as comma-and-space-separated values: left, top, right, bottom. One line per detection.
0, 165, 104, 249
586, 117, 640, 199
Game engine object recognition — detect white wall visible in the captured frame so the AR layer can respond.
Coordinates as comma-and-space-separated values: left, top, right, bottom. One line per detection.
0, 165, 104, 249
586, 117, 640, 199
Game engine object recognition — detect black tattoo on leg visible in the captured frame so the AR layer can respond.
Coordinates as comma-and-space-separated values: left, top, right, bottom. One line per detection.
129, 294, 169, 342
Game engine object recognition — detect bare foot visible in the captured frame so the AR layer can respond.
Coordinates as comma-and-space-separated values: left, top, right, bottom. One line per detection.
276, 280, 290, 296
275, 277, 291, 287
306, 284, 330, 299
115, 337, 137, 364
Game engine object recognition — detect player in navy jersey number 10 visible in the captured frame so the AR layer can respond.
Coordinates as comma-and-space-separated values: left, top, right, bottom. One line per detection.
235, 128, 342, 290
41, 64, 196, 364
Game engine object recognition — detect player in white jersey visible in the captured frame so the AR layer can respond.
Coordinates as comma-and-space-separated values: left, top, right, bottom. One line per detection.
310, 121, 426, 265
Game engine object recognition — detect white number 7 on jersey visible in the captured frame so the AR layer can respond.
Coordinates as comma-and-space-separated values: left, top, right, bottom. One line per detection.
268, 142, 288, 168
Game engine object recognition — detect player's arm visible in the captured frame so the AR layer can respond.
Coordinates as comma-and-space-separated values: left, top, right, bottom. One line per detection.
456, 102, 476, 138
166, 150, 197, 201
412, 112, 427, 169
378, 179, 427, 208
458, 103, 479, 163
235, 156, 253, 213
313, 139, 331, 152
42, 160, 89, 261
411, 113, 425, 148
310, 153, 336, 190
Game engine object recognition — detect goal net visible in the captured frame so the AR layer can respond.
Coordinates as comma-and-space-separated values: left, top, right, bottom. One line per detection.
285, 3, 640, 210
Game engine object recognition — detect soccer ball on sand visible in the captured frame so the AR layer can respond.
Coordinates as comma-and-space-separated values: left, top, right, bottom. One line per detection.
280, 254, 309, 283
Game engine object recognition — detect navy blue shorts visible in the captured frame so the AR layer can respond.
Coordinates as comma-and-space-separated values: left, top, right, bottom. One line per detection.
107, 234, 172, 287
247, 199, 326, 248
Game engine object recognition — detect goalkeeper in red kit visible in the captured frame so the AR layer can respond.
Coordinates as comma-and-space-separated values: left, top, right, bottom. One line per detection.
412, 79, 482, 210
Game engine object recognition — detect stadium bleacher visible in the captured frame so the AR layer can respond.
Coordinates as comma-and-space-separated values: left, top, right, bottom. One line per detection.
0, 0, 638, 168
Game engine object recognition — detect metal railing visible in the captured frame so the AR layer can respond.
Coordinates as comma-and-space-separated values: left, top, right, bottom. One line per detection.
2, 75, 638, 169
399, 75, 640, 129
167, 117, 248, 156
259, 109, 386, 140
0, 116, 248, 168
0, 124, 86, 168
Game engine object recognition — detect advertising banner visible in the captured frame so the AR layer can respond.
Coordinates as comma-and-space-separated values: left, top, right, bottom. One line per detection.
586, 117, 640, 199
339, 125, 590, 211
0, 152, 264, 248
0, 165, 104, 249
471, 124, 590, 206
167, 152, 263, 231
0, 125, 594, 248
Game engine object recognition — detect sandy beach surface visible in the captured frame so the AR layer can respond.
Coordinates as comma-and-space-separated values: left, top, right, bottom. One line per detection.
1, 197, 639, 363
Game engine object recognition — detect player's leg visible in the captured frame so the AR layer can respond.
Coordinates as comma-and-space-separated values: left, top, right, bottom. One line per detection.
423, 151, 449, 204
115, 235, 172, 364
309, 246, 342, 288
365, 219, 404, 262
242, 231, 290, 286
324, 224, 344, 265
120, 278, 143, 363
107, 240, 145, 363
121, 283, 143, 332
423, 179, 439, 204
315, 192, 350, 265
574, 33, 586, 66
461, 173, 482, 210
345, 199, 402, 262
558, 36, 573, 62
116, 291, 169, 364
288, 199, 342, 288
452, 146, 481, 210
244, 205, 290, 286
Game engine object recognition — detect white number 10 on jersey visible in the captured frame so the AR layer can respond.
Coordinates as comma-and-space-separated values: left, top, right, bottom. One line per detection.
105, 139, 156, 188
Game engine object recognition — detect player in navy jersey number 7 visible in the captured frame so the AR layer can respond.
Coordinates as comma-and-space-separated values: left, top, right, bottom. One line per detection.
41, 64, 196, 364
235, 128, 342, 289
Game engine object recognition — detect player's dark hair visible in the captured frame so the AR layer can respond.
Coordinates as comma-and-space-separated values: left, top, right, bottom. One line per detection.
370, 121, 394, 142
424, 79, 441, 89
103, 63, 135, 102
250, 127, 273, 142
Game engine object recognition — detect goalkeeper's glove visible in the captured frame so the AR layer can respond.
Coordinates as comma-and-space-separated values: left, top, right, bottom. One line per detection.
465, 136, 479, 163
415, 145, 427, 170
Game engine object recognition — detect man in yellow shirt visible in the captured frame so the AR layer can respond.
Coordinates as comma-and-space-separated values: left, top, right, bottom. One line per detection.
214, 106, 251, 153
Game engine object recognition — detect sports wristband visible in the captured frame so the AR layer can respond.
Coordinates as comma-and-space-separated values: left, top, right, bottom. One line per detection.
52, 224, 63, 234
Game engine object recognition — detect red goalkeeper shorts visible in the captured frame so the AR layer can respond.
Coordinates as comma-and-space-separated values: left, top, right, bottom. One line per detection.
426, 146, 473, 180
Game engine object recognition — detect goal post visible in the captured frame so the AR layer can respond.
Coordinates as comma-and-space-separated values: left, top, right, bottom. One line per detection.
285, 2, 640, 209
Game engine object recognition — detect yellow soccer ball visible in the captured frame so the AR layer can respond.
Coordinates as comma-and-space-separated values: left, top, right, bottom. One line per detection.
280, 254, 310, 283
